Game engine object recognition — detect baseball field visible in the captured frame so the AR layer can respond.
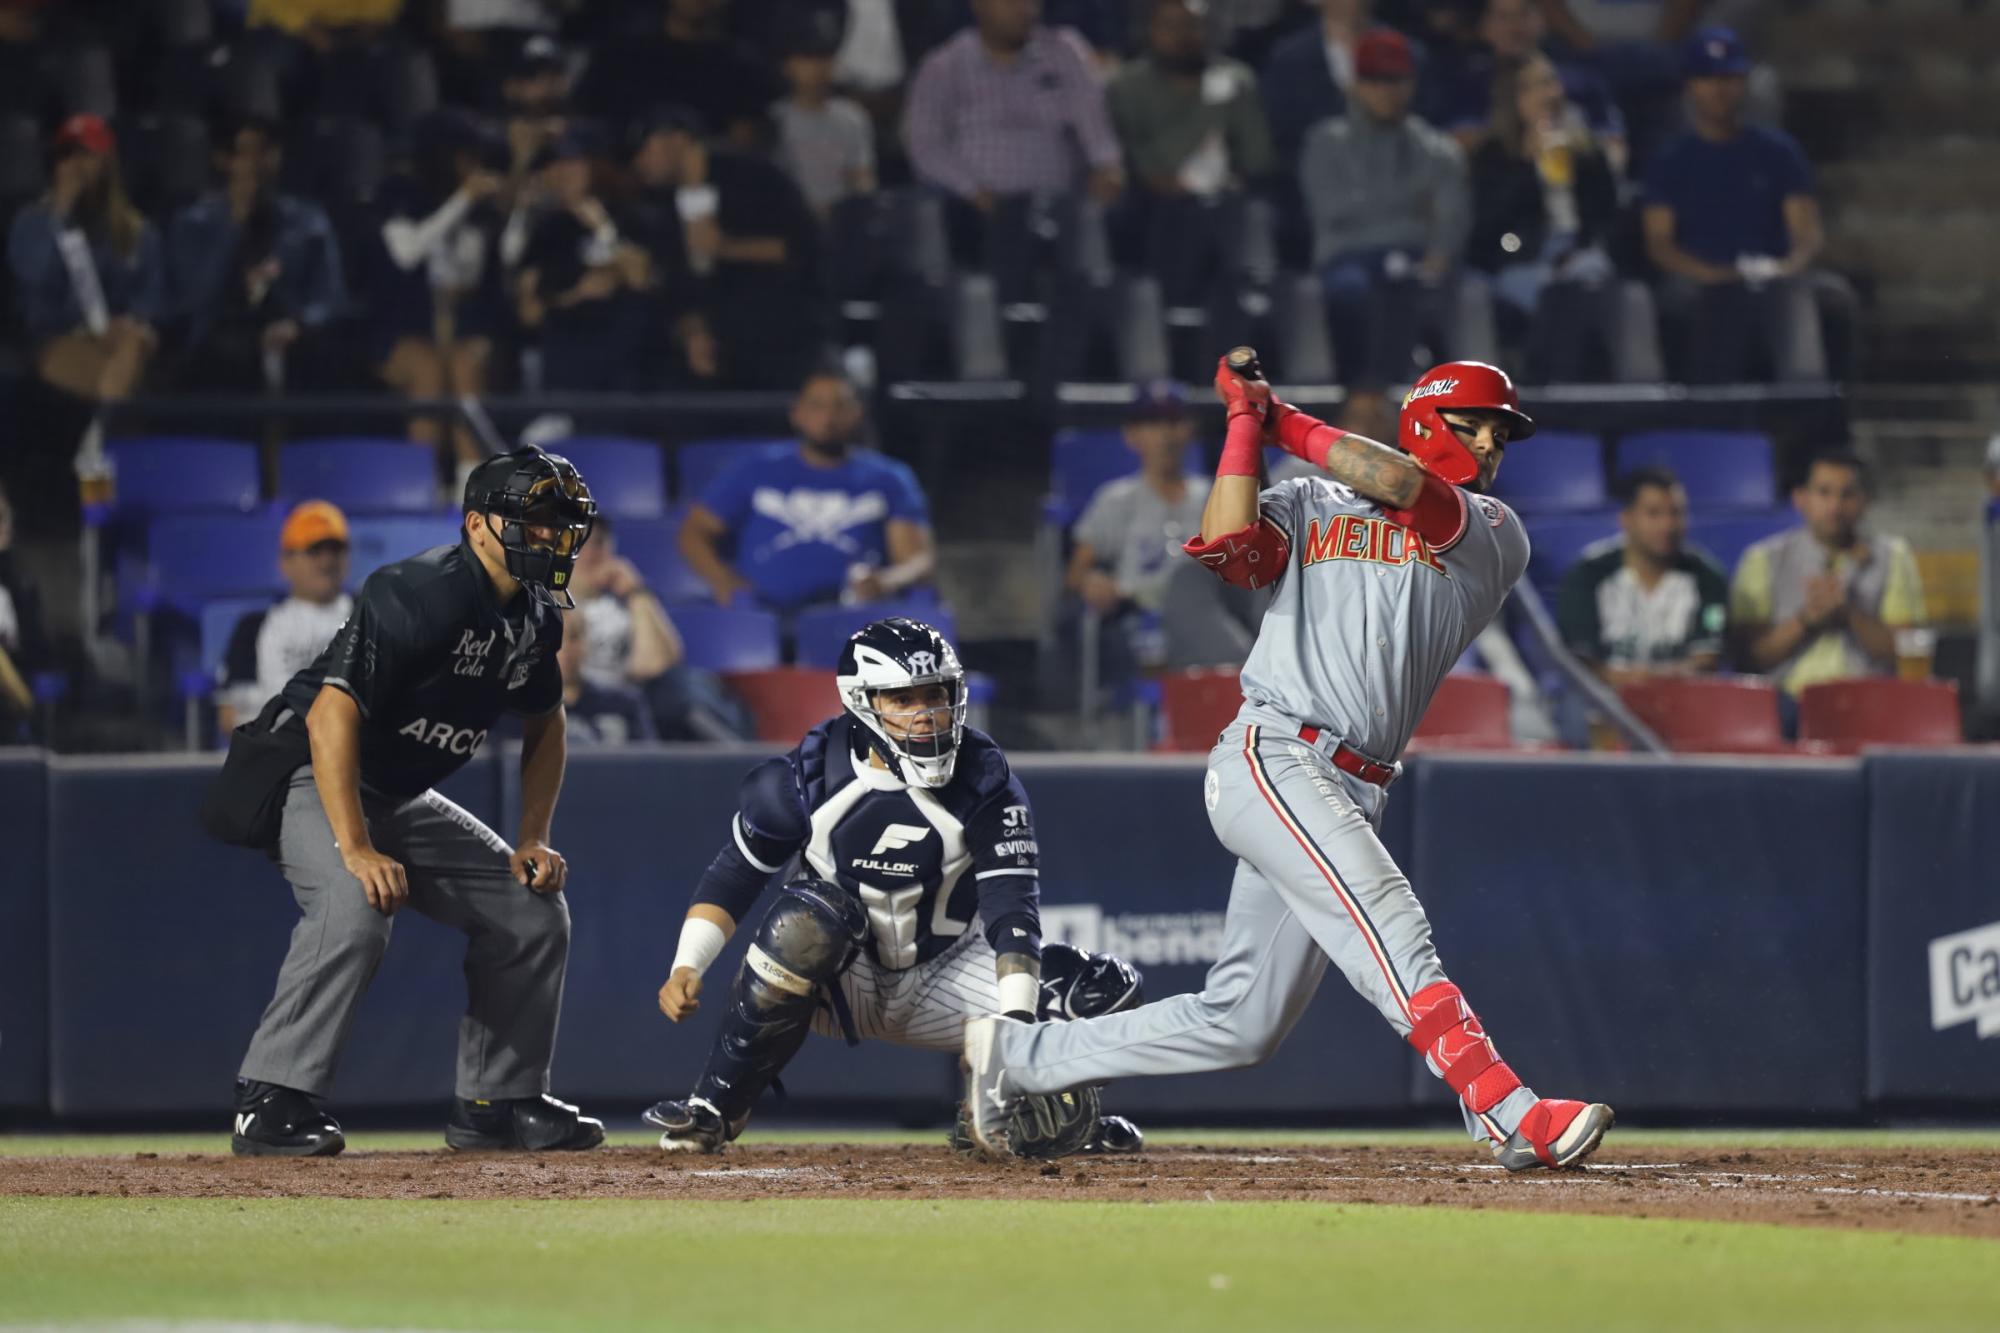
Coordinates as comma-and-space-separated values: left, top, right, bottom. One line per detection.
3, 1127, 1997, 1332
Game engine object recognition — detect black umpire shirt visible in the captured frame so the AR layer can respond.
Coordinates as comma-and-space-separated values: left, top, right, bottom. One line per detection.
279, 538, 564, 800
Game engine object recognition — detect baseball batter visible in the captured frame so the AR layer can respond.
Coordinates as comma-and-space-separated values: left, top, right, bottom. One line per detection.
966, 352, 1614, 1171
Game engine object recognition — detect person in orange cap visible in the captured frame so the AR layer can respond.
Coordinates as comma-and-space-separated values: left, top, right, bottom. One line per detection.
5, 114, 163, 404
215, 502, 354, 734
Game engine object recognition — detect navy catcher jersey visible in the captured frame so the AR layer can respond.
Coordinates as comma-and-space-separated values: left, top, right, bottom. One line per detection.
692, 716, 1042, 970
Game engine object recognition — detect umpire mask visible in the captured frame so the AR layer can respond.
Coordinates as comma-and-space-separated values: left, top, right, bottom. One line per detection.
464, 446, 598, 609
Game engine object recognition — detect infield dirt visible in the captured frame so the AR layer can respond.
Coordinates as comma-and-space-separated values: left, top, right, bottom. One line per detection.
5, 1144, 1998, 1238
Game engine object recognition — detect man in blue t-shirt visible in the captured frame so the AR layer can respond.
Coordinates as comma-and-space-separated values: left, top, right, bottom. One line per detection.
1640, 26, 1831, 383
678, 370, 936, 612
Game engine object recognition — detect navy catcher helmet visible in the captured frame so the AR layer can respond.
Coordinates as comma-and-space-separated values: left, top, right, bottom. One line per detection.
836, 617, 966, 788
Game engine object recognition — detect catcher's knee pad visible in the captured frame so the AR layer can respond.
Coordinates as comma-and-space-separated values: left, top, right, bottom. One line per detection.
741, 877, 867, 1016
1406, 981, 1521, 1115
1038, 942, 1144, 1021
697, 879, 865, 1120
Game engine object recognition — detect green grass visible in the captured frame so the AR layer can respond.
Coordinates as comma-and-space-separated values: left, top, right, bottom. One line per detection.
0, 1196, 1995, 1333
5, 1126, 2000, 1157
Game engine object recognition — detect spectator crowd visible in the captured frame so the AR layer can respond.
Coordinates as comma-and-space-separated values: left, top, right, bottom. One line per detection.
5, 2, 1849, 446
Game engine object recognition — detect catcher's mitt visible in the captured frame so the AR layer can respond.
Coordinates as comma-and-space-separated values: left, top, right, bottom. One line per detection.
950, 1085, 1104, 1160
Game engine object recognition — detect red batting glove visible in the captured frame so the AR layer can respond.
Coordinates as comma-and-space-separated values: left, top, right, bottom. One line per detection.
1213, 355, 1271, 422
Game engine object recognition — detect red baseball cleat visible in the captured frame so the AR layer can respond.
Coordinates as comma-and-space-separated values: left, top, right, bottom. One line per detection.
1492, 1099, 1615, 1172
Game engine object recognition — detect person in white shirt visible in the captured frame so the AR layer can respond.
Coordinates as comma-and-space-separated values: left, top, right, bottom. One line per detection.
215, 501, 354, 735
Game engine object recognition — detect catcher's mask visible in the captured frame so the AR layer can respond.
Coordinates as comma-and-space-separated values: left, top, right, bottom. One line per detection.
463, 446, 597, 609
837, 617, 967, 788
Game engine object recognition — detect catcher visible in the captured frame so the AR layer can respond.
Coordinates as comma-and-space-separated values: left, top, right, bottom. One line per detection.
647, 616, 1144, 1159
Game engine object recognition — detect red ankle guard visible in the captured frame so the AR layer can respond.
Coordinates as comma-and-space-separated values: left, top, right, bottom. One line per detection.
1406, 981, 1521, 1115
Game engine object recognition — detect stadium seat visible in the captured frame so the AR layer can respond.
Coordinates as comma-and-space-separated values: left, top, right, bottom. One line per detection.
671, 605, 782, 672
723, 668, 840, 742
1686, 510, 1795, 575
198, 596, 277, 681
551, 437, 667, 520
106, 438, 261, 517
1491, 431, 1606, 513
135, 113, 212, 213
1043, 429, 1202, 531
138, 513, 290, 613
345, 513, 464, 579
1410, 672, 1511, 746
676, 439, 791, 503
794, 602, 957, 671
1522, 510, 1621, 600
1617, 676, 1789, 754
287, 116, 387, 204
60, 45, 116, 118
1159, 667, 1242, 753
1797, 679, 1962, 751
610, 514, 708, 605
0, 114, 45, 204
279, 438, 438, 513
1615, 430, 1775, 511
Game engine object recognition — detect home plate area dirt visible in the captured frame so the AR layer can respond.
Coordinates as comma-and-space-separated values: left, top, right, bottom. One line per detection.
6, 1145, 1999, 1238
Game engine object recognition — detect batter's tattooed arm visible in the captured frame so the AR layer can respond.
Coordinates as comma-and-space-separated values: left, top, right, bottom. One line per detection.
1315, 433, 1426, 509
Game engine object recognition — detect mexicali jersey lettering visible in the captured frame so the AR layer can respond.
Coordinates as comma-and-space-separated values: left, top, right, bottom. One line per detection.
1236, 477, 1530, 761
1299, 513, 1447, 575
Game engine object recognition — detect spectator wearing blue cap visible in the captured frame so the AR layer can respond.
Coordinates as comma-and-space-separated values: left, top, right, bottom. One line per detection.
1641, 26, 1841, 383
512, 133, 655, 391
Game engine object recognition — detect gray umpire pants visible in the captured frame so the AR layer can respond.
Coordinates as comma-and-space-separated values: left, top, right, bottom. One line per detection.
239, 767, 571, 1102
995, 710, 1540, 1144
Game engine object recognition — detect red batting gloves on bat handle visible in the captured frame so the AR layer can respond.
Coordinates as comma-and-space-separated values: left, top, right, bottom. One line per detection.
1213, 355, 1271, 422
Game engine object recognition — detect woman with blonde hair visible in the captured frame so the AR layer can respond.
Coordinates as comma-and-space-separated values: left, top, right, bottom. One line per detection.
6, 115, 164, 404
1465, 52, 1620, 380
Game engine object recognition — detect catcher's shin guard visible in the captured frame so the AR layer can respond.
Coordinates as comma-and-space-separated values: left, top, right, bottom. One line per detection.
691, 879, 866, 1123
1405, 981, 1523, 1136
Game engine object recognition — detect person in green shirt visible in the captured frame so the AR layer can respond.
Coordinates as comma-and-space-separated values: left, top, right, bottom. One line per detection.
1557, 466, 1730, 686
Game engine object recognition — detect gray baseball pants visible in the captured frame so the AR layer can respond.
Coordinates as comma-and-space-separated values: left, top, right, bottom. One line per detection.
238, 767, 570, 1101
994, 711, 1540, 1144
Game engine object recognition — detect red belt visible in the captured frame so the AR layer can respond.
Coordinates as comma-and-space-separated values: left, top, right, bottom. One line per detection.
1297, 725, 1398, 787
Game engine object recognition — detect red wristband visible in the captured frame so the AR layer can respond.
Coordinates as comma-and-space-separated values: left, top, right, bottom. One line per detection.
1217, 413, 1263, 477
1273, 407, 1347, 469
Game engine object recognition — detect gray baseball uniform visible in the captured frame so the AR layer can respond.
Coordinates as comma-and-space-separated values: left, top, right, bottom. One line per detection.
995, 475, 1541, 1144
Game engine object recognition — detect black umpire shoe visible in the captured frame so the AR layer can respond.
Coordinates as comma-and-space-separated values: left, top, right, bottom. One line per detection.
445, 1093, 606, 1152
1082, 1115, 1145, 1155
231, 1080, 346, 1158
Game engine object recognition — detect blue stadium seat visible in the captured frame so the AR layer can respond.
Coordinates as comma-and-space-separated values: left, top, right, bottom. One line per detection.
676, 439, 791, 504
1615, 430, 1775, 511
610, 513, 709, 605
551, 437, 668, 520
793, 603, 959, 670
107, 438, 260, 517
138, 513, 289, 613
1522, 510, 1621, 601
1044, 429, 1125, 530
1687, 509, 1796, 575
670, 605, 782, 672
346, 513, 464, 580
199, 595, 278, 680
1491, 431, 1606, 513
278, 438, 438, 513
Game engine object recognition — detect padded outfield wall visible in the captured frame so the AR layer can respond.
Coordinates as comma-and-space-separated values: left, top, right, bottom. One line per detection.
1, 745, 1994, 1120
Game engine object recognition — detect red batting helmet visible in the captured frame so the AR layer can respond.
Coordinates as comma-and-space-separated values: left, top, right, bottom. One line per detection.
1399, 361, 1536, 485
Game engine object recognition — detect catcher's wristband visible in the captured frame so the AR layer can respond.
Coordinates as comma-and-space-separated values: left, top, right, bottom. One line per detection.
1273, 406, 1347, 470
997, 970, 1039, 1021
1217, 412, 1264, 477
672, 917, 728, 978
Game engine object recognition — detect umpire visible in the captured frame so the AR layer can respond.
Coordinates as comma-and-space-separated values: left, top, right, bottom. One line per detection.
203, 446, 604, 1156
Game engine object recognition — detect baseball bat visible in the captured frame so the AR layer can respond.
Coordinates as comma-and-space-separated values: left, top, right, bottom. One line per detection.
1225, 346, 1265, 383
